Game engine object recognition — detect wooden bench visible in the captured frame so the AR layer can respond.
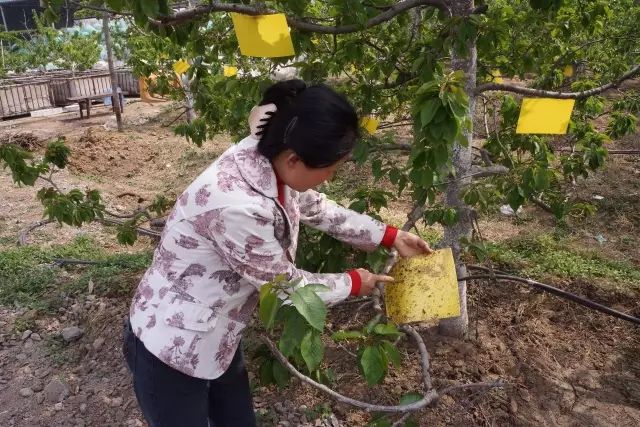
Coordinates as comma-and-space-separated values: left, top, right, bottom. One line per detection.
67, 90, 128, 118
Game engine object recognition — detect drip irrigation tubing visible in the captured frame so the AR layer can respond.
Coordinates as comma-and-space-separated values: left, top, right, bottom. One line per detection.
459, 270, 640, 326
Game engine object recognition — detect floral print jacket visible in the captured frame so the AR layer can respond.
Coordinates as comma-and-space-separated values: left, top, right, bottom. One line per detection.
129, 136, 391, 379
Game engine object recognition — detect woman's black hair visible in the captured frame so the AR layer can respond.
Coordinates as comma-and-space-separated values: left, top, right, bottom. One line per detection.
255, 79, 360, 168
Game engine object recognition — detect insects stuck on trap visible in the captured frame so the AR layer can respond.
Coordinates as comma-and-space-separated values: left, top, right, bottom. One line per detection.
385, 248, 461, 324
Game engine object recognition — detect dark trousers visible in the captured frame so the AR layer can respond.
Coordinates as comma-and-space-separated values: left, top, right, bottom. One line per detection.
122, 319, 256, 427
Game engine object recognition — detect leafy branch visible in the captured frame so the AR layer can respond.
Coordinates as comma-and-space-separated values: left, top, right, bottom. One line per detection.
475, 64, 640, 98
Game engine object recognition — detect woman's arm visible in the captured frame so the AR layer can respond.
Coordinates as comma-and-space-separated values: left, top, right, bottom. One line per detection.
298, 190, 432, 257
298, 189, 397, 252
207, 205, 391, 304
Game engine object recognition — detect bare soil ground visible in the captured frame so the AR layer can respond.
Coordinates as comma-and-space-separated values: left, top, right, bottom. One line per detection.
0, 99, 638, 426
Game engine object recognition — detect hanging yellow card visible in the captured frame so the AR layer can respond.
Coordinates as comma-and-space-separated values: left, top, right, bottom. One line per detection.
360, 116, 379, 135
563, 65, 574, 77
231, 13, 295, 58
385, 248, 461, 324
173, 60, 190, 75
491, 69, 504, 83
223, 65, 238, 77
515, 98, 575, 134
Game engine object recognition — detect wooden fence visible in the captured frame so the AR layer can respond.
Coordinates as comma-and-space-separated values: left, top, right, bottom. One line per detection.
0, 69, 140, 119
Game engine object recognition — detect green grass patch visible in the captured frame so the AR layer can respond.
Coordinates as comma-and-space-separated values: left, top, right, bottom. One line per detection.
0, 235, 151, 311
488, 234, 640, 292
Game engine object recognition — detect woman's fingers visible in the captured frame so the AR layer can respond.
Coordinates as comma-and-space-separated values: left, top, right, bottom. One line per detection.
375, 274, 394, 283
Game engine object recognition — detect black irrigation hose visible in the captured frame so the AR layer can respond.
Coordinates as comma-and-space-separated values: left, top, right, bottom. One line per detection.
459, 273, 640, 326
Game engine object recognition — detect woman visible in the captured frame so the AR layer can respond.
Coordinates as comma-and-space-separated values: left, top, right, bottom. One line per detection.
123, 79, 431, 426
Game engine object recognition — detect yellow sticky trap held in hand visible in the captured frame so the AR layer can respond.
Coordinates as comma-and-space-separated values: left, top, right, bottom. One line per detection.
516, 98, 575, 134
360, 116, 379, 135
173, 60, 190, 75
231, 13, 295, 58
385, 248, 460, 324
223, 65, 238, 77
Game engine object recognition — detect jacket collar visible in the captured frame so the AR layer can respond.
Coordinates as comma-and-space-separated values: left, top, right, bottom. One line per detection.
233, 136, 278, 199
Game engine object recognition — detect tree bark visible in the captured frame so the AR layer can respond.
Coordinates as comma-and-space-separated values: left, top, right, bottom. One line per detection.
438, 0, 476, 338
102, 12, 123, 132
180, 73, 197, 123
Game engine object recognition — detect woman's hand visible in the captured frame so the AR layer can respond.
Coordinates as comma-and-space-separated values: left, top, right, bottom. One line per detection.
393, 230, 433, 258
355, 269, 394, 296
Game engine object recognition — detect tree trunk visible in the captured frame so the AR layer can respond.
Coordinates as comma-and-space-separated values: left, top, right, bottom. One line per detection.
438, 0, 477, 338
180, 74, 197, 123
102, 12, 123, 132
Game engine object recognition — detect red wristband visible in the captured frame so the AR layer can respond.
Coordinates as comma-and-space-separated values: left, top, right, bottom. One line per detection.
347, 270, 362, 296
380, 225, 398, 248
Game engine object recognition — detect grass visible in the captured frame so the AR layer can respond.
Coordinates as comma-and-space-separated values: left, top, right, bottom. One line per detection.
0, 235, 151, 312
488, 233, 640, 293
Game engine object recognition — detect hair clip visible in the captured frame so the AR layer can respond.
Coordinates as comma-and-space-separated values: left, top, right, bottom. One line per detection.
283, 116, 298, 145
249, 103, 277, 139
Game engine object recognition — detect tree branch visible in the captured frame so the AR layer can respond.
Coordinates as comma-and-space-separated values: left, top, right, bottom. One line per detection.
474, 64, 640, 98
261, 333, 438, 413
400, 325, 432, 390
370, 142, 412, 153
69, 1, 133, 17
468, 165, 509, 179
97, 217, 161, 239
153, 0, 451, 32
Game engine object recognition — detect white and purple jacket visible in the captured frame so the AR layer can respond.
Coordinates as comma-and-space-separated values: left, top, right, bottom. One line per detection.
129, 136, 397, 379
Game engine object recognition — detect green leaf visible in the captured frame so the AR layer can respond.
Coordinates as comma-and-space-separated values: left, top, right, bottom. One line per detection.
272, 360, 291, 388
116, 221, 138, 246
279, 308, 309, 357
359, 345, 386, 385
259, 283, 281, 330
399, 392, 423, 406
534, 167, 550, 190
364, 313, 383, 334
259, 359, 274, 386
44, 138, 70, 169
420, 98, 440, 127
369, 414, 392, 427
506, 187, 525, 212
373, 323, 403, 337
291, 286, 327, 331
140, 0, 160, 17
379, 340, 401, 368
303, 284, 331, 293
300, 329, 324, 372
331, 330, 365, 342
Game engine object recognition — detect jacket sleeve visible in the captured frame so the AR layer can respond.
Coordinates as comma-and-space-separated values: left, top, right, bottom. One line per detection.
298, 189, 394, 252
207, 205, 353, 305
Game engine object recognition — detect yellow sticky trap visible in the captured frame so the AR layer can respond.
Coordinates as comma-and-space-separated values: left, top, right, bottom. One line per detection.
563, 65, 574, 77
516, 98, 575, 134
491, 69, 504, 83
173, 60, 190, 75
385, 248, 460, 324
231, 13, 295, 58
360, 116, 379, 135
223, 65, 238, 77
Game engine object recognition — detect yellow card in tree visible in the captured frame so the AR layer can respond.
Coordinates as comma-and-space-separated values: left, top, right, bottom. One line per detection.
516, 98, 575, 134
223, 66, 238, 77
231, 13, 295, 58
385, 248, 461, 324
360, 116, 379, 135
173, 60, 190, 75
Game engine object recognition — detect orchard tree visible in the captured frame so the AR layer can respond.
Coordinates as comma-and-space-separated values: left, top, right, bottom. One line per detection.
0, 13, 101, 74
3, 0, 639, 420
